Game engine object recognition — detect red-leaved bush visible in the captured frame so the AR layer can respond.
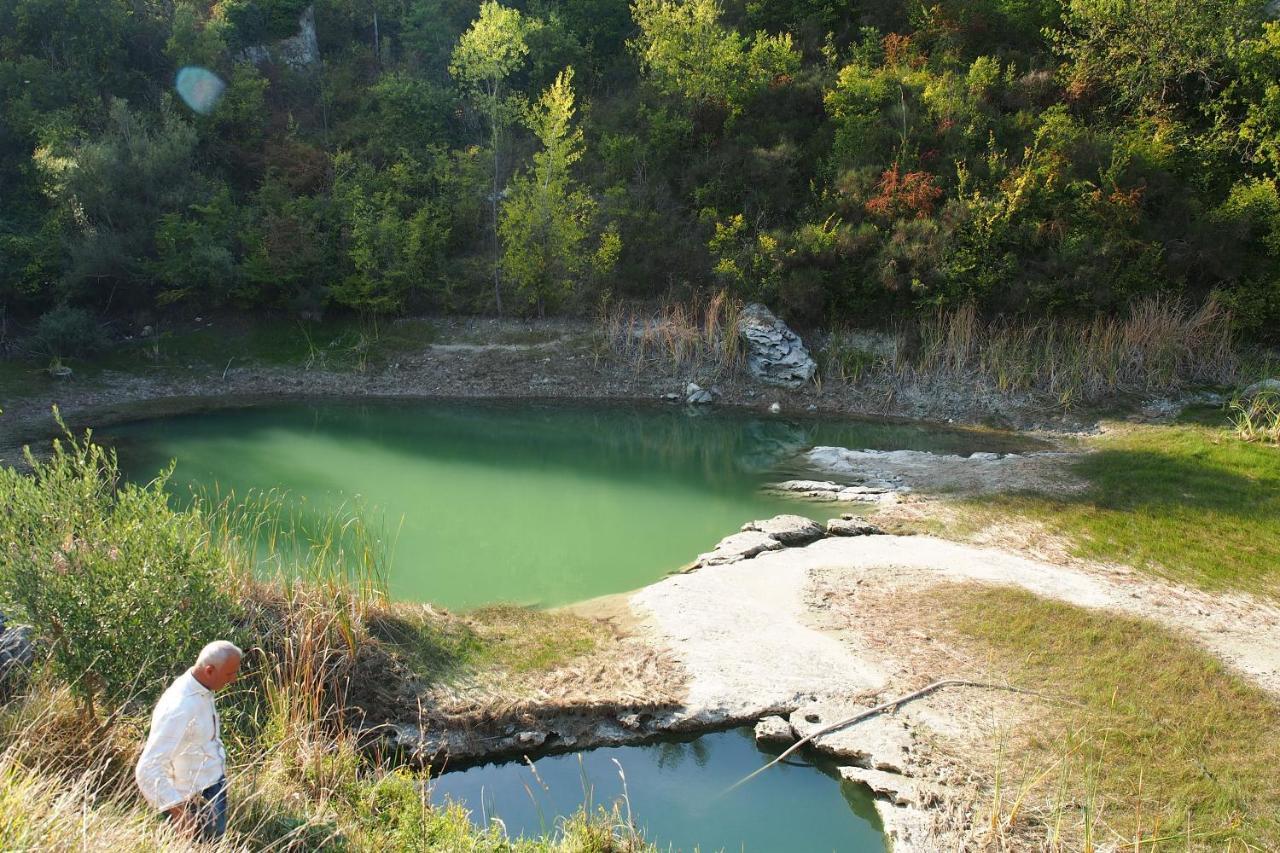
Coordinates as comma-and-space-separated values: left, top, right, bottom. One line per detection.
864, 166, 944, 220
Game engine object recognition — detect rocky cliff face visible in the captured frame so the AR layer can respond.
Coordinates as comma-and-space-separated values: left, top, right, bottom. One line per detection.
240, 5, 320, 69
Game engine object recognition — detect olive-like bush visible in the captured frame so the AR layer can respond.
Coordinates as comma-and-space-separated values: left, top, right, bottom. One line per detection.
0, 420, 239, 716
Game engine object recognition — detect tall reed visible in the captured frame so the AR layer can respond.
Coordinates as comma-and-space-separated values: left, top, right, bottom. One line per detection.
823, 295, 1239, 408
598, 290, 745, 378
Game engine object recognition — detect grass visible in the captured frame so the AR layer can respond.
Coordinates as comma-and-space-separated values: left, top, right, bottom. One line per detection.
821, 296, 1242, 409
1230, 390, 1280, 445
932, 584, 1280, 850
957, 421, 1280, 594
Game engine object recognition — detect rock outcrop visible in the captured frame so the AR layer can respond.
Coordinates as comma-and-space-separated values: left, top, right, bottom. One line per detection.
737, 303, 817, 388
753, 715, 796, 747
240, 6, 320, 69
740, 514, 825, 546
1243, 377, 1280, 399
0, 612, 34, 700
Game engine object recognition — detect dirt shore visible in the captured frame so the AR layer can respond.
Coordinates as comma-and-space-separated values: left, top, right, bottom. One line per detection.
1, 316, 1101, 467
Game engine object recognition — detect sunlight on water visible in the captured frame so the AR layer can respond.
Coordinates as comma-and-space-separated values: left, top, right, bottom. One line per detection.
108, 400, 1033, 609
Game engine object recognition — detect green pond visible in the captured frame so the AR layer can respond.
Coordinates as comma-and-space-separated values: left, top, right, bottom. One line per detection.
109, 399, 1033, 609
428, 727, 887, 852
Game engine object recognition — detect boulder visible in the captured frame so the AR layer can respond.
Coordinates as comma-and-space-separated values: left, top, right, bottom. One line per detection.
754, 715, 796, 747
1243, 378, 1280, 399
239, 5, 320, 68
737, 303, 817, 388
741, 514, 825, 546
696, 531, 784, 567
766, 479, 899, 504
827, 517, 883, 537
0, 614, 34, 700
685, 382, 715, 405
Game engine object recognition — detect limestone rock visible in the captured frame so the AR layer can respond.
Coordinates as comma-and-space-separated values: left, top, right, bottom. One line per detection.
788, 702, 914, 773
754, 715, 796, 747
826, 517, 883, 537
685, 382, 715, 405
239, 5, 320, 69
0, 613, 33, 699
766, 479, 899, 504
1243, 377, 1280, 399
741, 514, 825, 546
737, 303, 817, 388
839, 766, 948, 808
696, 531, 784, 567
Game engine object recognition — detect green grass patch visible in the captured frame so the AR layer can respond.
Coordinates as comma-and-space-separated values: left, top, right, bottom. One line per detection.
937, 585, 1280, 849
966, 423, 1280, 594
367, 603, 605, 683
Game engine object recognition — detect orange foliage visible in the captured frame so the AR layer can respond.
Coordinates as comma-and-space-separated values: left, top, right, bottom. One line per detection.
864, 166, 945, 220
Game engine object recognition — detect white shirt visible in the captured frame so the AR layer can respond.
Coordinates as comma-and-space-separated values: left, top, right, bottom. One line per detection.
134, 670, 227, 811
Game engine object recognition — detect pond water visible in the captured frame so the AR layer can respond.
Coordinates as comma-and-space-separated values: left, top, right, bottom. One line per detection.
109, 399, 1033, 609
428, 727, 887, 852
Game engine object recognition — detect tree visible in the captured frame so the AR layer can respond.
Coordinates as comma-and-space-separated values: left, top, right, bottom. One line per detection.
500, 68, 613, 313
1052, 0, 1260, 110
449, 1, 531, 314
331, 150, 452, 313
629, 0, 799, 117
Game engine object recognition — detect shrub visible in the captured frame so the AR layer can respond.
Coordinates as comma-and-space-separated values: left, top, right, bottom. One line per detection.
1232, 390, 1280, 444
27, 306, 109, 359
0, 421, 239, 715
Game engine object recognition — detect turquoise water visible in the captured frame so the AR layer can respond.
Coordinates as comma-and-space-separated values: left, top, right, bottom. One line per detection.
429, 727, 887, 852
109, 399, 1032, 609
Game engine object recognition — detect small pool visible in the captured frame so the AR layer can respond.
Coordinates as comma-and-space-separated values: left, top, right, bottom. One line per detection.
108, 399, 1035, 608
429, 727, 887, 852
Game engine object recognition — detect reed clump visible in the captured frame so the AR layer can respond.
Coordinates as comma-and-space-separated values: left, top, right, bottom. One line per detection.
598, 290, 744, 378
823, 296, 1240, 408
1230, 390, 1280, 445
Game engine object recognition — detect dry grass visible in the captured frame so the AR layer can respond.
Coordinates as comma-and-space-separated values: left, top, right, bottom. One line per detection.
596, 290, 744, 378
822, 296, 1240, 408
928, 584, 1280, 851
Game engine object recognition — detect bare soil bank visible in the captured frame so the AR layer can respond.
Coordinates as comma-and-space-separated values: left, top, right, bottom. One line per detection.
1, 316, 1106, 466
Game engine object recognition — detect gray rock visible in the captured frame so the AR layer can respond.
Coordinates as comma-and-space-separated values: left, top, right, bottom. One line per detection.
754, 715, 796, 747
0, 618, 35, 699
827, 518, 883, 537
737, 303, 817, 388
239, 5, 320, 68
1243, 378, 1280, 399
685, 382, 715, 404
839, 766, 947, 808
769, 402, 782, 414
766, 479, 899, 504
789, 703, 914, 773
741, 514, 825, 546
696, 531, 784, 566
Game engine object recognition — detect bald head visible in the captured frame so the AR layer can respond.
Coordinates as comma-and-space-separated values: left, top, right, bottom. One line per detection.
192, 640, 242, 691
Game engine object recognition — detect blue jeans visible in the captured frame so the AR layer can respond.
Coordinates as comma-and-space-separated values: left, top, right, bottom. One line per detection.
169, 777, 227, 840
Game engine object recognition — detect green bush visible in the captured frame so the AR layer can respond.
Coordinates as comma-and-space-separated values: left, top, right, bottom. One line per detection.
28, 306, 109, 359
0, 423, 240, 714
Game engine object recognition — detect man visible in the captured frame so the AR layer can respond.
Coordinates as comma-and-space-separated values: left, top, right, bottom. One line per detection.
135, 640, 242, 841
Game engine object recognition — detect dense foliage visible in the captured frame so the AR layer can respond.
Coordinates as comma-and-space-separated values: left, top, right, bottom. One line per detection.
4, 0, 1280, 339
0, 424, 238, 713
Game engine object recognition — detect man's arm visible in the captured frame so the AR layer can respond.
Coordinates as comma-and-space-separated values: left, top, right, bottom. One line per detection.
134, 699, 192, 813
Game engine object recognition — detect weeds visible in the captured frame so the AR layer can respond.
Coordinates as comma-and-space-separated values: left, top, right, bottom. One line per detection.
598, 290, 744, 378
821, 296, 1239, 408
1230, 390, 1280, 445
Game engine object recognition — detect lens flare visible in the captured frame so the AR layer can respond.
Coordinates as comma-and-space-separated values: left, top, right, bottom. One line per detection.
175, 67, 226, 115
